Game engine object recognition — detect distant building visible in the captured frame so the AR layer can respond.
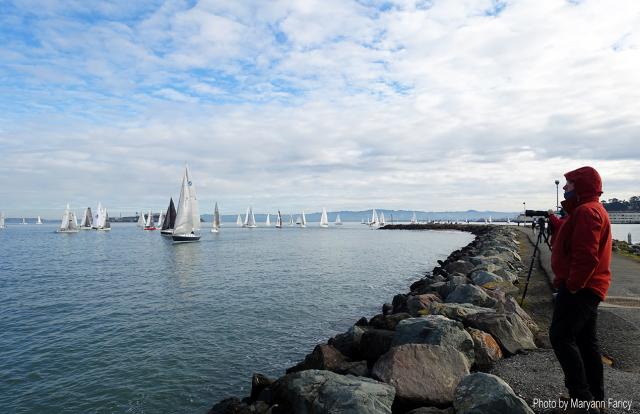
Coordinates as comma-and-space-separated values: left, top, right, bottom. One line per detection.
608, 211, 640, 224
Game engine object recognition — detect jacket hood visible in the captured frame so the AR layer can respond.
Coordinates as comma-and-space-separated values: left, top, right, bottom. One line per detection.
564, 166, 603, 200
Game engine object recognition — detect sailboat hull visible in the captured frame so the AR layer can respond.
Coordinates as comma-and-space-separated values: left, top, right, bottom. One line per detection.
172, 234, 201, 242
211, 228, 219, 233
161, 229, 174, 236
56, 229, 79, 233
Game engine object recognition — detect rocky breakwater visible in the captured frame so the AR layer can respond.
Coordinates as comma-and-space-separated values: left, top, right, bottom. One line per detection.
207, 225, 537, 414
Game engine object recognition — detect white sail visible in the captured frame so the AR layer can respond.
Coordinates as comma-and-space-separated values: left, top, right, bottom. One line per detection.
371, 209, 378, 226
36, 216, 43, 224
289, 215, 294, 226
102, 209, 111, 230
300, 211, 306, 227
173, 164, 200, 237
265, 214, 271, 226
58, 204, 78, 233
243, 207, 257, 227
80, 207, 91, 228
236, 214, 242, 226
21, 217, 26, 224
320, 208, 329, 227
157, 211, 164, 227
212, 202, 220, 232
335, 214, 342, 225
411, 212, 417, 224
137, 211, 146, 227
0, 212, 5, 229
379, 211, 386, 226
276, 210, 282, 228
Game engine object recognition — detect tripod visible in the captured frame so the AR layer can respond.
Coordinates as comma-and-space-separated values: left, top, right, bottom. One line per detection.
520, 217, 552, 306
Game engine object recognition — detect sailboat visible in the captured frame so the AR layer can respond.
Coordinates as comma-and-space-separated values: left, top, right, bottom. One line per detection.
211, 202, 220, 233
21, 217, 27, 225
36, 216, 43, 224
289, 215, 294, 226
488, 216, 493, 224
160, 198, 177, 236
57, 204, 79, 233
80, 207, 93, 229
369, 209, 379, 228
100, 209, 112, 231
172, 165, 201, 242
243, 207, 257, 228
144, 210, 157, 230
410, 212, 417, 224
379, 211, 386, 226
320, 208, 329, 228
0, 212, 5, 229
335, 214, 342, 225
265, 213, 271, 227
297, 211, 307, 227
236, 214, 242, 226
137, 211, 146, 227
275, 210, 283, 228
156, 211, 164, 228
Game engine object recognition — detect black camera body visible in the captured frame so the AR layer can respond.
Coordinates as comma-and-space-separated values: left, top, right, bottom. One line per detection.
525, 209, 549, 217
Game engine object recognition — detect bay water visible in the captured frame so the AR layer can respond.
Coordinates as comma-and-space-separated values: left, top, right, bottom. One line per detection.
0, 223, 473, 413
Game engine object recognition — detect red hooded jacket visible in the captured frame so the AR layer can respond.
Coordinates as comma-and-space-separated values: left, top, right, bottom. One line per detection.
550, 166, 612, 300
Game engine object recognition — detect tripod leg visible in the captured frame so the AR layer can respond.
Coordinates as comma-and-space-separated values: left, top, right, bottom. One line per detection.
520, 231, 542, 306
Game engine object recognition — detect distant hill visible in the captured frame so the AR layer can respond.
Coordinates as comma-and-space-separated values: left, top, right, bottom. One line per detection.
202, 209, 520, 223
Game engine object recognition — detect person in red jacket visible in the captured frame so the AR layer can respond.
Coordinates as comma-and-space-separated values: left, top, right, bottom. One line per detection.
548, 166, 612, 411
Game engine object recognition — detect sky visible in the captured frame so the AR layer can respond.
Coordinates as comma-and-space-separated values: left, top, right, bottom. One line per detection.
1, 0, 639, 218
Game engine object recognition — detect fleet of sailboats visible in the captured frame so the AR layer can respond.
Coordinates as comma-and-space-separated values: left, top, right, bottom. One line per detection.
172, 164, 201, 242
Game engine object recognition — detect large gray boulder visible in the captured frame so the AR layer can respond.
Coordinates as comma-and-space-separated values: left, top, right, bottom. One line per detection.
273, 369, 395, 414
372, 344, 469, 407
445, 284, 497, 308
286, 344, 368, 377
430, 302, 496, 324
393, 316, 474, 365
454, 373, 534, 414
329, 325, 366, 359
407, 294, 442, 316
465, 313, 536, 355
370, 313, 411, 330
469, 270, 502, 287
444, 260, 475, 276
359, 329, 395, 363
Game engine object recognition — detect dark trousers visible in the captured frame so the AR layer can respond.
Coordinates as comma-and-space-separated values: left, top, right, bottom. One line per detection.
549, 286, 604, 401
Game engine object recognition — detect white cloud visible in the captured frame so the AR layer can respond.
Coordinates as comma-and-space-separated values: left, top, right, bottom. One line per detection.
1, 0, 639, 218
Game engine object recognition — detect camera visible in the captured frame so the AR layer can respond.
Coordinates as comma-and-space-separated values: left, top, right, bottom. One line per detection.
525, 210, 549, 217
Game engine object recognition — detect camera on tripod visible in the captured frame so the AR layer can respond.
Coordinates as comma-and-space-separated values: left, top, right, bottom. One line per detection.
525, 210, 549, 218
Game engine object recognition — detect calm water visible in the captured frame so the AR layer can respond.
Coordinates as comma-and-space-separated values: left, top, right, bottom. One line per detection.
0, 223, 473, 414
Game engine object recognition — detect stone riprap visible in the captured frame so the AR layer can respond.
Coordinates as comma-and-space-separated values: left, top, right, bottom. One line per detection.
207, 224, 537, 414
